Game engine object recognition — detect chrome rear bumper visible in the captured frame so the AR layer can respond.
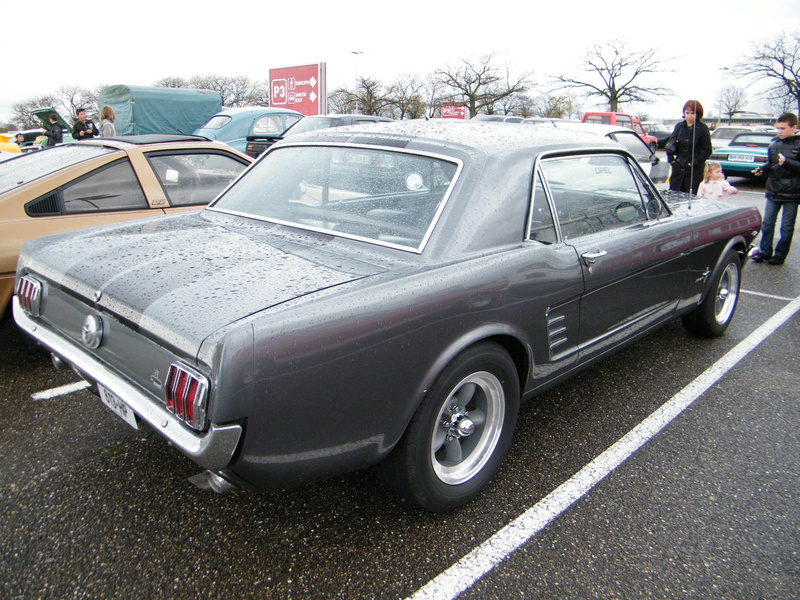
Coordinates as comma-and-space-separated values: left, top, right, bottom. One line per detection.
13, 298, 242, 472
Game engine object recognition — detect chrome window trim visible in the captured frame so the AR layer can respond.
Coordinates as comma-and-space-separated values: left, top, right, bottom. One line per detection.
528, 148, 674, 242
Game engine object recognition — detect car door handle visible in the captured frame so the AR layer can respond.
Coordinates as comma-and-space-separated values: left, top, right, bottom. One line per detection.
581, 250, 608, 265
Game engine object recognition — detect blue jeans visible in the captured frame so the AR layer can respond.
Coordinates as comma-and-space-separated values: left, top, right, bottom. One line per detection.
760, 200, 799, 260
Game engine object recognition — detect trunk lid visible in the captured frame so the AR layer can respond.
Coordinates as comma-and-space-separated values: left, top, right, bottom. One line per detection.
24, 211, 385, 354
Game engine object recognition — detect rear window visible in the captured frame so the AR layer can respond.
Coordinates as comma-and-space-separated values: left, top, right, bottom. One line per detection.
210, 145, 460, 252
0, 145, 116, 194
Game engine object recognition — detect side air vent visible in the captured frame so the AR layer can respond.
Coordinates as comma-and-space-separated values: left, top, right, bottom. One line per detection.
546, 309, 570, 357
25, 191, 61, 216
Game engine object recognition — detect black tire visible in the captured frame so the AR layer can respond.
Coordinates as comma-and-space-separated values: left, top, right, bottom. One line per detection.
380, 342, 520, 512
682, 250, 741, 337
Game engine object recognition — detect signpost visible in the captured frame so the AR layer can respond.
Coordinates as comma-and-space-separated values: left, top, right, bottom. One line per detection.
269, 63, 327, 116
442, 103, 468, 120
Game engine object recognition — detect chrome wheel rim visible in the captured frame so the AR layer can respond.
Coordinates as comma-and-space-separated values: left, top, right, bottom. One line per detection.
715, 263, 739, 325
430, 371, 505, 485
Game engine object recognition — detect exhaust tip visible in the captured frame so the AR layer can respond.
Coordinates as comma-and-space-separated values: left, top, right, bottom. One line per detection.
188, 470, 238, 494
51, 353, 67, 370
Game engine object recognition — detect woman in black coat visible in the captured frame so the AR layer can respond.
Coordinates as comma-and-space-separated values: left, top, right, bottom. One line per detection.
667, 100, 712, 194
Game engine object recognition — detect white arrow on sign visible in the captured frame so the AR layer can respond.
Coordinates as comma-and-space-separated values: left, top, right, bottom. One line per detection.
310, 76, 317, 88
310, 91, 317, 103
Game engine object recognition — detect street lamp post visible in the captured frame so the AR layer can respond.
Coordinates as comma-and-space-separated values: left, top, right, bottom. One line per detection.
351, 51, 363, 114
717, 67, 730, 127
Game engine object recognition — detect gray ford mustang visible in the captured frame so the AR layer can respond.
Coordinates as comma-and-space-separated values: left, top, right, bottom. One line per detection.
14, 121, 761, 512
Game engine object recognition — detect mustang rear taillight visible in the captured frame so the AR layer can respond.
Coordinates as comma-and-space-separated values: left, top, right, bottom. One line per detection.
165, 363, 208, 430
16, 275, 42, 317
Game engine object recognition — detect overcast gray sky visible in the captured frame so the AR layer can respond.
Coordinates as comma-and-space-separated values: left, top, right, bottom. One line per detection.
2, 0, 799, 124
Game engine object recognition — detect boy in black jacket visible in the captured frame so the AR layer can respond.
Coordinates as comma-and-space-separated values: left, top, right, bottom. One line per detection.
751, 112, 800, 265
42, 114, 63, 147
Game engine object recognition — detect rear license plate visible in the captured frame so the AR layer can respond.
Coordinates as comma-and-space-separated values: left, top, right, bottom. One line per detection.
99, 385, 139, 429
728, 154, 755, 162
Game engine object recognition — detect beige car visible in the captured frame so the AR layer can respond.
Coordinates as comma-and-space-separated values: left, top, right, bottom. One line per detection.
0, 135, 252, 319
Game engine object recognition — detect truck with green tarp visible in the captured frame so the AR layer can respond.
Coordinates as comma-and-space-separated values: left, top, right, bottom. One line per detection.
98, 85, 222, 135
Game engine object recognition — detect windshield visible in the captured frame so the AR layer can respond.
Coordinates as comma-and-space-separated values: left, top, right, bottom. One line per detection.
209, 145, 460, 252
284, 118, 340, 136
712, 128, 751, 140
0, 145, 116, 194
198, 115, 232, 130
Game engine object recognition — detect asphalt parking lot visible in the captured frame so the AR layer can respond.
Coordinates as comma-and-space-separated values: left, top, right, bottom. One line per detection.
1, 175, 798, 599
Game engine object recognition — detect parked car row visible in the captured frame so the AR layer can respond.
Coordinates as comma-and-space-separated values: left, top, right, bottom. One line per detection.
11, 120, 761, 512
244, 114, 394, 158
193, 107, 303, 154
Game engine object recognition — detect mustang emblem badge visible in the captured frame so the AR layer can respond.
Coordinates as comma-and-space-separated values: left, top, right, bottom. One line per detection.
81, 315, 103, 349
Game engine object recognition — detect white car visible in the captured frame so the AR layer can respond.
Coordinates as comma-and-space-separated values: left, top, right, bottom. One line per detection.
532, 121, 669, 184
710, 126, 759, 150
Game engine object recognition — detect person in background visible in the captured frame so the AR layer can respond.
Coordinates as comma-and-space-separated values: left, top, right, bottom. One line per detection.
14, 133, 25, 146
666, 100, 712, 194
72, 108, 98, 140
99, 106, 117, 137
751, 112, 800, 265
42, 113, 63, 147
697, 162, 738, 200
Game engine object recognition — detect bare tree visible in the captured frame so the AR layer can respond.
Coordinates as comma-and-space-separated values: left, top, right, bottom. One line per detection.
421, 74, 448, 118
436, 54, 531, 118
764, 89, 795, 115
12, 94, 59, 128
246, 80, 271, 107
55, 85, 99, 119
736, 31, 800, 113
329, 77, 394, 116
532, 93, 583, 119
189, 75, 261, 107
553, 40, 673, 111
716, 85, 748, 123
327, 88, 357, 114
153, 75, 269, 107
494, 93, 536, 117
154, 76, 189, 88
387, 74, 427, 120
354, 76, 396, 116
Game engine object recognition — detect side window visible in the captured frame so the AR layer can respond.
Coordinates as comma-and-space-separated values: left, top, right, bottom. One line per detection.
253, 115, 284, 135
540, 154, 647, 239
63, 160, 147, 213
528, 170, 557, 244
147, 152, 248, 207
617, 115, 633, 129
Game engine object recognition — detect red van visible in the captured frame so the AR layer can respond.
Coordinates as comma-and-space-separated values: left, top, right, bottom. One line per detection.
581, 112, 659, 151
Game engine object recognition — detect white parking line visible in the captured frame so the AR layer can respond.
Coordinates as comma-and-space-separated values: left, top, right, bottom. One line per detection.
30, 381, 90, 401
741, 288, 795, 302
407, 293, 800, 600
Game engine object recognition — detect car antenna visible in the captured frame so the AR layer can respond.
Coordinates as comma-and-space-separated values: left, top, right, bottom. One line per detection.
684, 114, 697, 215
